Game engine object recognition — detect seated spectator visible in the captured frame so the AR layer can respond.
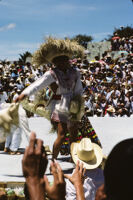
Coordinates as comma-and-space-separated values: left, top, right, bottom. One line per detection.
105, 105, 116, 117
95, 138, 133, 200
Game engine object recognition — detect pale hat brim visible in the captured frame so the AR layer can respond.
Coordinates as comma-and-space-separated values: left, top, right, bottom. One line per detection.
71, 142, 103, 169
106, 107, 115, 113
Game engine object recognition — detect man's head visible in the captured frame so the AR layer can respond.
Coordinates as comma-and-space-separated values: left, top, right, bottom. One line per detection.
104, 139, 133, 200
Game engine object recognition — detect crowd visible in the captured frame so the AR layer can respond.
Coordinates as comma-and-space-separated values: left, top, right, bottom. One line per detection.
0, 35, 133, 118
111, 34, 133, 52
0, 54, 133, 118
78, 51, 133, 117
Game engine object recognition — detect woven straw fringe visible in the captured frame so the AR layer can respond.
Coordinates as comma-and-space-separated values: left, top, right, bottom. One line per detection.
32, 37, 85, 66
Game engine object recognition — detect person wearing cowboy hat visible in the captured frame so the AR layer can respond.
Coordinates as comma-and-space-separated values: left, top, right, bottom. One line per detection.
15, 37, 85, 160
105, 105, 116, 117
65, 138, 104, 200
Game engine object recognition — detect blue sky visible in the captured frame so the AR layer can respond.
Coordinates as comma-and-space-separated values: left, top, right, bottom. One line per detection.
0, 0, 133, 61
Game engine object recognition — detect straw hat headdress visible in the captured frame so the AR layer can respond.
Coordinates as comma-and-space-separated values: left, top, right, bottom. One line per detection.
32, 37, 85, 66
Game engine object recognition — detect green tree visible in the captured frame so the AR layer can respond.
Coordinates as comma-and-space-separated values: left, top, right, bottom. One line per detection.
108, 26, 133, 40
71, 34, 93, 48
18, 51, 32, 65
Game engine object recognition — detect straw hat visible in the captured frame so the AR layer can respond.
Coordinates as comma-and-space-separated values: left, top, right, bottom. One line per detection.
32, 37, 85, 66
106, 105, 115, 113
71, 138, 103, 169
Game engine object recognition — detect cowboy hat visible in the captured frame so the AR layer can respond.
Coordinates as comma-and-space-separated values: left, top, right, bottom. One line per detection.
106, 105, 115, 113
71, 138, 103, 169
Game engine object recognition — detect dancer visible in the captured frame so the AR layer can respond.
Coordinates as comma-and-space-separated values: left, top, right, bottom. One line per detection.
0, 103, 31, 154
15, 37, 85, 159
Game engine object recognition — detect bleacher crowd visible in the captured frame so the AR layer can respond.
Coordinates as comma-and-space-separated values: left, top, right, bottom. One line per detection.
0, 36, 133, 117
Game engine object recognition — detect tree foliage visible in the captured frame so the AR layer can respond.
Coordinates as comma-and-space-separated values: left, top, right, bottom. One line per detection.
108, 26, 133, 40
70, 34, 93, 48
18, 51, 32, 65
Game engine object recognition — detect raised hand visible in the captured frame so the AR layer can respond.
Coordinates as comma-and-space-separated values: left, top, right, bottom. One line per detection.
22, 132, 48, 200
22, 132, 48, 178
44, 160, 66, 200
64, 160, 86, 186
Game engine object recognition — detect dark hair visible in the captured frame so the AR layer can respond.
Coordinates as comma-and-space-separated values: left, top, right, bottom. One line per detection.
104, 139, 133, 200
52, 55, 69, 63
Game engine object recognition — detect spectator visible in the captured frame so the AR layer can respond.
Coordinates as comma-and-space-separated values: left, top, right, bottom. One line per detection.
65, 138, 104, 200
95, 138, 133, 200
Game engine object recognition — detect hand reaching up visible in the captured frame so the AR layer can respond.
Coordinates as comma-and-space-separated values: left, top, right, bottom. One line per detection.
22, 132, 48, 200
64, 161, 86, 200
44, 160, 66, 200
64, 160, 86, 186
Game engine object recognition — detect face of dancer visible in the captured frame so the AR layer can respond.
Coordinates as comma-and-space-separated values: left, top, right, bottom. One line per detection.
52, 56, 70, 72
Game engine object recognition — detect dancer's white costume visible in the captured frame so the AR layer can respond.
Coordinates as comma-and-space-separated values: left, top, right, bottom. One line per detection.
22, 67, 83, 123
0, 103, 30, 150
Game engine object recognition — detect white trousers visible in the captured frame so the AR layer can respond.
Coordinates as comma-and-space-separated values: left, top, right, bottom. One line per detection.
5, 126, 21, 151
4, 104, 31, 151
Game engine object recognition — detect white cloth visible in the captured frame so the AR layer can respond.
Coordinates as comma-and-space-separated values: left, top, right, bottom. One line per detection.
5, 126, 21, 151
4, 104, 30, 151
66, 178, 96, 200
66, 168, 104, 200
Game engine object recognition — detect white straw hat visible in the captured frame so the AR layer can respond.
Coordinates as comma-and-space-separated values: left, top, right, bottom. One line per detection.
71, 138, 103, 169
106, 105, 115, 113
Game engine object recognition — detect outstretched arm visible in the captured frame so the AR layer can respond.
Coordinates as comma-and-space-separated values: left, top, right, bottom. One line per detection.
15, 71, 55, 103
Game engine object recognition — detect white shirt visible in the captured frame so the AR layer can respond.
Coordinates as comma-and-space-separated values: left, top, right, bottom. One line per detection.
66, 168, 104, 200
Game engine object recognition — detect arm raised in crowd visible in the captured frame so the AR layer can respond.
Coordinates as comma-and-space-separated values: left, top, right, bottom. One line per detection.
65, 161, 86, 200
22, 132, 48, 200
44, 160, 66, 200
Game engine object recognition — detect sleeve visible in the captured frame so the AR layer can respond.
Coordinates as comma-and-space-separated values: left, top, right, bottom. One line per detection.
65, 179, 77, 200
74, 68, 83, 96
22, 71, 55, 96
66, 177, 96, 200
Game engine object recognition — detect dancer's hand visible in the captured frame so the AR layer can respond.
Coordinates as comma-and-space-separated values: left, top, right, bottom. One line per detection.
14, 93, 26, 102
44, 161, 66, 200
